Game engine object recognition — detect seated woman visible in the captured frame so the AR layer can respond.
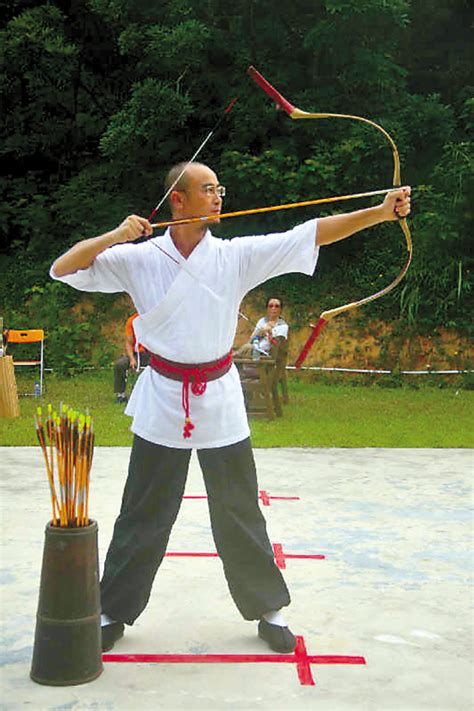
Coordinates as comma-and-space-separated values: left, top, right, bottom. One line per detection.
252, 297, 288, 356
235, 297, 289, 414
235, 297, 288, 358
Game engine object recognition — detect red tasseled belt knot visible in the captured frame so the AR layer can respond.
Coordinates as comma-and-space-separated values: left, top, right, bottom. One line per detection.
149, 351, 233, 439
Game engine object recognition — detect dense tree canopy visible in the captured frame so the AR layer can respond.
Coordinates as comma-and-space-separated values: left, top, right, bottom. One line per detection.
1, 0, 472, 366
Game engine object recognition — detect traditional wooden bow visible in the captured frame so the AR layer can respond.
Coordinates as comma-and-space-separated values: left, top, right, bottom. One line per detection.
247, 66, 413, 368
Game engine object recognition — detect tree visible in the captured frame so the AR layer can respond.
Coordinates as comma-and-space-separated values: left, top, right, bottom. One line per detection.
1, 0, 471, 352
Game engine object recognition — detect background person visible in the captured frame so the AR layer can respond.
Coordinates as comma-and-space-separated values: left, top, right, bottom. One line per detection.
114, 313, 150, 403
234, 297, 288, 359
251, 297, 288, 356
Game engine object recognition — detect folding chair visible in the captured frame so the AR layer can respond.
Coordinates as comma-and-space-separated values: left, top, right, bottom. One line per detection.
7, 329, 45, 396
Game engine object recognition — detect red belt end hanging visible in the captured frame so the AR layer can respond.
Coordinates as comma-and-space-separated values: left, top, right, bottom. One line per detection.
183, 417, 195, 439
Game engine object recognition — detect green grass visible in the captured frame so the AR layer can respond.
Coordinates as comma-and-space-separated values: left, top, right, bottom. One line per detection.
1, 371, 473, 447
251, 377, 474, 447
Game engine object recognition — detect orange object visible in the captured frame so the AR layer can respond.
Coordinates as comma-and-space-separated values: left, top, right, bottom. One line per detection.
7, 329, 45, 394
125, 315, 144, 353
7, 328, 44, 344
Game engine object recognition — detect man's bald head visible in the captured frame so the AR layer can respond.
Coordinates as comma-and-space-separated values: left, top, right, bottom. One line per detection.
164, 162, 210, 198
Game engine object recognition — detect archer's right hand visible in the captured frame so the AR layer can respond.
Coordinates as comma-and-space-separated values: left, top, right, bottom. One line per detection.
114, 215, 153, 244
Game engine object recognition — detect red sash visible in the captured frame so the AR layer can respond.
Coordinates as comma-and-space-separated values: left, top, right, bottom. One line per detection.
149, 352, 233, 439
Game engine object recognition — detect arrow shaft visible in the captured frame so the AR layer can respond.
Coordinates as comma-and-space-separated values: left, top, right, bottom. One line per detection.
151, 187, 398, 229
148, 97, 238, 221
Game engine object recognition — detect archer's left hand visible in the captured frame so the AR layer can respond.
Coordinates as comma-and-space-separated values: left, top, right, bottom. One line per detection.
382, 187, 411, 221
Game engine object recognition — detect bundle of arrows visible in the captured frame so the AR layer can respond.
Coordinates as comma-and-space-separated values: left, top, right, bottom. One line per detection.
34, 404, 94, 527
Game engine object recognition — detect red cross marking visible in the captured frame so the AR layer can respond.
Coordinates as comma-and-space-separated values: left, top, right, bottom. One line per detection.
272, 543, 325, 569
103, 635, 366, 686
164, 544, 325, 567
259, 490, 300, 506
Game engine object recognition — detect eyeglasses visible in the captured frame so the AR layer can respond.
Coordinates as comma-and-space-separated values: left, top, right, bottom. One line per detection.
177, 184, 226, 199
268, 302, 281, 308
202, 184, 226, 198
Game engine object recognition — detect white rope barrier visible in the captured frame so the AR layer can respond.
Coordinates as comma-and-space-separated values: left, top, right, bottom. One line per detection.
41, 365, 472, 376
286, 366, 472, 375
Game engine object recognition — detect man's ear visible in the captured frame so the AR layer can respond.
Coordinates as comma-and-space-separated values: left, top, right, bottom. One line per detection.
170, 190, 184, 211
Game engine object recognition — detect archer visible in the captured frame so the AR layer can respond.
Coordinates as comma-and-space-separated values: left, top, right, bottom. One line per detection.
51, 160, 410, 654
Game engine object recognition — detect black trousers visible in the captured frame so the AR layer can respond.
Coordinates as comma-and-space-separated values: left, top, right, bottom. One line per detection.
113, 355, 129, 393
100, 435, 290, 624
114, 353, 150, 393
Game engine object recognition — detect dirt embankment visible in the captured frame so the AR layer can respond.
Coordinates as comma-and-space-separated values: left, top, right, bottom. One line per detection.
95, 294, 472, 372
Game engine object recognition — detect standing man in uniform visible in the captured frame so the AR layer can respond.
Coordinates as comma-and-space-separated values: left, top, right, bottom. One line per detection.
51, 161, 411, 653
114, 313, 150, 403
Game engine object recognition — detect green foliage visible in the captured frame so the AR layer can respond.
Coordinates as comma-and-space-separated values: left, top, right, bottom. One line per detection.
99, 79, 194, 166
118, 19, 211, 76
53, 164, 131, 242
0, 0, 472, 353
399, 138, 474, 330
459, 371, 474, 391
0, 5, 79, 161
305, 0, 410, 102
2, 280, 119, 371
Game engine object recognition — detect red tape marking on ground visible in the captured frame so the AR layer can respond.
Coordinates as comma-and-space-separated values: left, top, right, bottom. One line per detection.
294, 635, 314, 685
272, 543, 326, 569
259, 490, 301, 506
165, 544, 325, 567
284, 554, 326, 560
267, 495, 300, 501
103, 635, 366, 687
272, 543, 286, 568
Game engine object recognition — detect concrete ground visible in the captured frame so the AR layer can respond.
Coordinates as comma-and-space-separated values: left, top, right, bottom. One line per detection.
0, 446, 472, 711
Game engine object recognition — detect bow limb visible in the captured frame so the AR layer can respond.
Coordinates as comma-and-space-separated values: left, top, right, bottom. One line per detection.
293, 112, 412, 367
295, 218, 412, 367
247, 67, 413, 368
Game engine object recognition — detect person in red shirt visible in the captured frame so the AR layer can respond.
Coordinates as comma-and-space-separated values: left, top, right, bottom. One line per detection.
114, 314, 150, 403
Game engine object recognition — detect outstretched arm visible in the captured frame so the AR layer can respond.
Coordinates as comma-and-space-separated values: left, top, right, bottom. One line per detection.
316, 188, 411, 247
51, 215, 153, 277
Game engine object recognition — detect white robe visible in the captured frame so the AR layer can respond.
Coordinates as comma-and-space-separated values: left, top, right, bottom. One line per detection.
51, 219, 319, 448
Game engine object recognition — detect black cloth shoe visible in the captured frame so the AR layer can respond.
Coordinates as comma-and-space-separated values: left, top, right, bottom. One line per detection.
116, 394, 128, 404
102, 621, 124, 652
258, 619, 296, 653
